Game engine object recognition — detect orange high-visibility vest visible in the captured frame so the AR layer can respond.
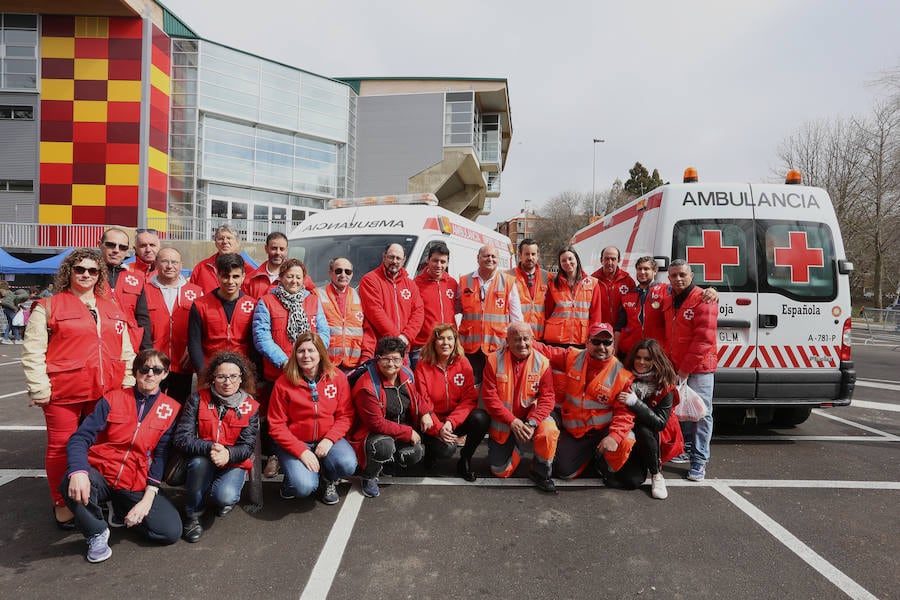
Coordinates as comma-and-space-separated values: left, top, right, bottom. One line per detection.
561, 350, 631, 438
458, 272, 515, 354
543, 275, 598, 346
509, 266, 548, 340
316, 285, 364, 369
487, 348, 550, 443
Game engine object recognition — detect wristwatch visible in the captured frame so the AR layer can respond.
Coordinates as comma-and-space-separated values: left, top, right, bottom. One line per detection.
525, 418, 538, 429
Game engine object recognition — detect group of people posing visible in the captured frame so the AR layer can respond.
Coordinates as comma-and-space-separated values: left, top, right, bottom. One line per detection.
20, 225, 717, 564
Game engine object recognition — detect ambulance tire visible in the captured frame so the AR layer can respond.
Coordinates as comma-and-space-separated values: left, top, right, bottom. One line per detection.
771, 407, 812, 427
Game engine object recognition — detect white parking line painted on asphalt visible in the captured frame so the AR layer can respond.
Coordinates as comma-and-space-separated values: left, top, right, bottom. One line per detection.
0, 360, 22, 366
712, 483, 879, 600
0, 425, 46, 430
0, 390, 26, 400
855, 380, 900, 391
300, 488, 364, 600
713, 435, 897, 442
813, 409, 900, 440
850, 399, 900, 412
0, 469, 45, 487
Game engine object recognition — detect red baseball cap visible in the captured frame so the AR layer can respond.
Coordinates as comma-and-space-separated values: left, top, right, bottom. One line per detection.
588, 322, 613, 338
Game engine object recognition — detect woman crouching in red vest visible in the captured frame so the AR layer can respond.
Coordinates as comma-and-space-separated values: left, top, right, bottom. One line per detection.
175, 351, 259, 543
606, 339, 683, 500
62, 349, 182, 563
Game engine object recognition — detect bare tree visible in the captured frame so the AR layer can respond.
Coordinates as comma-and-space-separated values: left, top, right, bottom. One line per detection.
533, 191, 591, 255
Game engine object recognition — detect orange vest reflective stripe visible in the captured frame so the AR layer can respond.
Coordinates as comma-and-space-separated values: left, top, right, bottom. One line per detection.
487, 349, 550, 443
543, 276, 598, 346
458, 272, 514, 354
561, 351, 631, 437
317, 285, 364, 368
509, 267, 548, 340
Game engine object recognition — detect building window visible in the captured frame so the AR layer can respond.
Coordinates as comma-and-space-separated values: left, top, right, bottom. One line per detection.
0, 179, 33, 192
0, 105, 33, 119
444, 91, 474, 146
1, 14, 38, 90
480, 114, 500, 164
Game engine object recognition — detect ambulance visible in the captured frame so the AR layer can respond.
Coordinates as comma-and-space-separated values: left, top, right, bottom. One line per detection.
285, 193, 514, 286
571, 169, 855, 425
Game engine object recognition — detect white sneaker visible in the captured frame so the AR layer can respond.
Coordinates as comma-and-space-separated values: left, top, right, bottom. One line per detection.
0, 339, 12, 345
650, 473, 668, 499
86, 528, 112, 563
13, 339, 24, 344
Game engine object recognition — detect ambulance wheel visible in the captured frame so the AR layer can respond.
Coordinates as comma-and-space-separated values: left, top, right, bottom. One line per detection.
772, 407, 812, 427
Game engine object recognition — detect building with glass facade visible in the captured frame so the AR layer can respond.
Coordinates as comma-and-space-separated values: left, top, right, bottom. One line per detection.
0, 1, 512, 257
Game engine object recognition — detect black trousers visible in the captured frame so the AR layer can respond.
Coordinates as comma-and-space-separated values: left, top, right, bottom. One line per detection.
422, 408, 490, 461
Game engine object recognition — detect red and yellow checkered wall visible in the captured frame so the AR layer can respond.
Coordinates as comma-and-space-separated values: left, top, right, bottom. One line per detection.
38, 16, 170, 229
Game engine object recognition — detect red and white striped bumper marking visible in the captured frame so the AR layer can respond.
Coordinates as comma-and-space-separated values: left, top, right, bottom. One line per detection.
719, 345, 840, 368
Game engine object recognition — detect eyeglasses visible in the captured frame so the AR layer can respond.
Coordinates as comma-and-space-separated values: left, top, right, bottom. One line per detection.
72, 266, 100, 276
376, 355, 403, 365
136, 228, 158, 234
332, 268, 353, 276
103, 241, 129, 251
589, 338, 614, 347
214, 374, 242, 382
137, 365, 166, 375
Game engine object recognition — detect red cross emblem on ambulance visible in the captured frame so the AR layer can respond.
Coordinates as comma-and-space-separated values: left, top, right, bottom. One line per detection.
445, 289, 455, 300
237, 400, 253, 416
125, 274, 139, 287
686, 230, 740, 282
184, 290, 197, 302
773, 231, 824, 284
240, 300, 254, 314
453, 373, 465, 386
495, 298, 505, 309
400, 289, 411, 301
156, 403, 173, 420
324, 383, 337, 399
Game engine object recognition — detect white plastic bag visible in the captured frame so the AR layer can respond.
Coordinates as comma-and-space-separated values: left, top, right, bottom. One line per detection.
674, 380, 707, 422
11, 309, 25, 327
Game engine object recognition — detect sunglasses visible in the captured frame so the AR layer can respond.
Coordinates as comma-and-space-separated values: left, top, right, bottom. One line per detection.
589, 338, 614, 347
137, 365, 166, 375
72, 266, 100, 276
376, 355, 403, 365
103, 241, 129, 251
136, 228, 158, 234
332, 268, 353, 275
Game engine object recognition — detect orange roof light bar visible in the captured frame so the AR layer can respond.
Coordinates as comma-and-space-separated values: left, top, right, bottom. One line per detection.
328, 193, 439, 209
785, 169, 802, 185
683, 167, 698, 183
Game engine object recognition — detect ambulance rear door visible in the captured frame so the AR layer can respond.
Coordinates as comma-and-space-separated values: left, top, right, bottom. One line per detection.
670, 183, 759, 401
749, 183, 847, 404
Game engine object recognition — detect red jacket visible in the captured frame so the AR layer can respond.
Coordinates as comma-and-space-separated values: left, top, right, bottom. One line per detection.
242, 263, 317, 300
358, 266, 424, 359
127, 258, 155, 281
412, 270, 460, 348
413, 356, 478, 432
44, 291, 128, 404
196, 389, 259, 470
664, 285, 718, 376
109, 267, 146, 351
268, 370, 354, 458
190, 253, 253, 294
591, 267, 636, 326
256, 293, 321, 381
87, 388, 181, 492
348, 363, 423, 467
617, 282, 668, 355
145, 280, 203, 374
192, 292, 256, 365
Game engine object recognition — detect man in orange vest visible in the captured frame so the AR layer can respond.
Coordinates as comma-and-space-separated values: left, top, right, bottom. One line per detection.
507, 238, 549, 341
482, 322, 558, 492
535, 322, 635, 481
316, 257, 365, 372
458, 245, 523, 384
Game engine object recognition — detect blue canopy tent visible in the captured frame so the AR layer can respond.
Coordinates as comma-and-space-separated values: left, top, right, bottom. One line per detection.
21, 248, 74, 275
0, 248, 32, 274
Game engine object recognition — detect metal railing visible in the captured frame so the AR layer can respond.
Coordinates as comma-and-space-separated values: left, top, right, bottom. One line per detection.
857, 307, 900, 349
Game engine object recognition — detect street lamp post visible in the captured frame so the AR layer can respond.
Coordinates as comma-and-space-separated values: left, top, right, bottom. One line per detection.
592, 138, 605, 216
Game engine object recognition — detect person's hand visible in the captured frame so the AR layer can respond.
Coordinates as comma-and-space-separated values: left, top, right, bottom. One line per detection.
617, 391, 630, 403
598, 435, 618, 453
314, 438, 334, 458
124, 494, 154, 527
410, 429, 422, 445
210, 442, 230, 468
511, 418, 534, 443
438, 421, 458, 445
68, 472, 91, 505
701, 287, 719, 303
300, 449, 320, 473
421, 413, 434, 432
30, 395, 50, 407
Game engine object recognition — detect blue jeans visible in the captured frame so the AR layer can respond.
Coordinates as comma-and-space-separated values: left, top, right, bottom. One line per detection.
681, 372, 714, 465
2, 307, 20, 341
184, 456, 247, 517
276, 438, 357, 498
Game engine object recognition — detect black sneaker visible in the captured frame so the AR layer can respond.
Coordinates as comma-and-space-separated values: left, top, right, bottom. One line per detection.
529, 471, 557, 494
320, 480, 339, 505
182, 518, 203, 543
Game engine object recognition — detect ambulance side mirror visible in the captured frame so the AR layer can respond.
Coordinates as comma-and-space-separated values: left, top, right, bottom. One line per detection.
837, 260, 853, 274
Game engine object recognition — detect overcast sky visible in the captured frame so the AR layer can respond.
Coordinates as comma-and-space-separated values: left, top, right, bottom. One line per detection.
164, 0, 899, 227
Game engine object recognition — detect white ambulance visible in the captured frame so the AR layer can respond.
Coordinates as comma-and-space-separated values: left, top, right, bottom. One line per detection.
571, 169, 856, 425
285, 193, 514, 286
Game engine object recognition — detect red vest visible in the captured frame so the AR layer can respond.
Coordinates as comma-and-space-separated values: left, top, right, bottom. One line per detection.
44, 291, 128, 404
543, 275, 598, 346
618, 282, 668, 355
458, 272, 515, 354
88, 388, 181, 492
195, 388, 259, 470
316, 285, 364, 369
258, 292, 321, 381
509, 266, 549, 340
109, 267, 145, 350
193, 292, 256, 364
592, 268, 636, 326
190, 253, 253, 294
145, 281, 203, 374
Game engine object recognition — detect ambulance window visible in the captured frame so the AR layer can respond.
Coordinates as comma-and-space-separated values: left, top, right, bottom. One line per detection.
672, 220, 755, 292
288, 235, 417, 287
759, 221, 835, 301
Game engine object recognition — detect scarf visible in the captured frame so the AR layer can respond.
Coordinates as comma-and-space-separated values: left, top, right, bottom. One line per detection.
631, 369, 658, 403
210, 387, 248, 411
274, 284, 310, 343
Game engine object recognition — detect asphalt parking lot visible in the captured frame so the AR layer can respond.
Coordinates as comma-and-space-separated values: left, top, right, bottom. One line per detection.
0, 340, 897, 600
